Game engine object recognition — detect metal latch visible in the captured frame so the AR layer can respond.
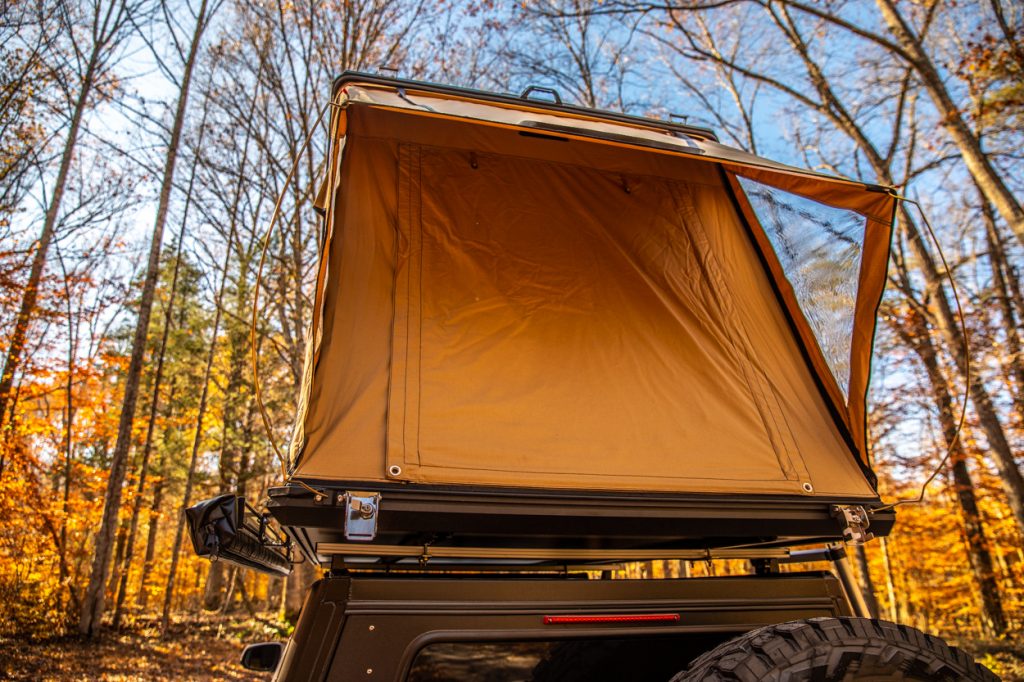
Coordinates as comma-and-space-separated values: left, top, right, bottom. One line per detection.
831, 504, 873, 545
342, 492, 380, 541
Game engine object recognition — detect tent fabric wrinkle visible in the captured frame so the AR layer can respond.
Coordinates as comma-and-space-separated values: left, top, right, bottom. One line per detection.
291, 86, 892, 500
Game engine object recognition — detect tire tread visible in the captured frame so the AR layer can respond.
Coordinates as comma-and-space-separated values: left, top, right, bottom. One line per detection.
672, 617, 998, 682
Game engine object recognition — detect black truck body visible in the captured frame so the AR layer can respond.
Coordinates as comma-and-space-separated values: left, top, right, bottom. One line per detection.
272, 572, 851, 681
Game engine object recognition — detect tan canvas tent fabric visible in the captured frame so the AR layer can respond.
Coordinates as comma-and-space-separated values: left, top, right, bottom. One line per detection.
290, 82, 894, 499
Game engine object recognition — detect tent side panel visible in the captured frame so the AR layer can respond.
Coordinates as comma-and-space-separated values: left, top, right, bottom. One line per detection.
388, 142, 808, 492
297, 136, 397, 482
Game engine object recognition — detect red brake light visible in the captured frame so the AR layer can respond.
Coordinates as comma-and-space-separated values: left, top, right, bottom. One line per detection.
543, 613, 680, 624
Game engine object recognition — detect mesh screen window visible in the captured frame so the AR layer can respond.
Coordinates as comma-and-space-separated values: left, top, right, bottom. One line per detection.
737, 176, 867, 396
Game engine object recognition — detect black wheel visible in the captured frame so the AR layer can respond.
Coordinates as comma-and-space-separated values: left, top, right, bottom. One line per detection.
673, 617, 998, 681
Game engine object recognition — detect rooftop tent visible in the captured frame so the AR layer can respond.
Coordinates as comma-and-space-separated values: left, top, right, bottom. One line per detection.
288, 76, 895, 502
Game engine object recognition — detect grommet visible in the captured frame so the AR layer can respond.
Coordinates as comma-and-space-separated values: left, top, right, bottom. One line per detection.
388, 465, 402, 477
802, 482, 814, 493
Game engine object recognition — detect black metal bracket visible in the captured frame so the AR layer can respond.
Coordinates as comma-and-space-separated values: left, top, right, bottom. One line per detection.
831, 504, 874, 544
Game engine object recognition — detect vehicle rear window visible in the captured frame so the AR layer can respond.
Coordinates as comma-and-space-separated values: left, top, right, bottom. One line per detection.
405, 635, 724, 681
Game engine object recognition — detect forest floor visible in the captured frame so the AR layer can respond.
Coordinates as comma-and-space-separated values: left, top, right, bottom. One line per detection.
958, 637, 1024, 681
2, 616, 1023, 680
0, 614, 280, 681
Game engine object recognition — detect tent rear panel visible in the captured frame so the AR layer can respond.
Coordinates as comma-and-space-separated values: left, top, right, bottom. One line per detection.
294, 105, 876, 500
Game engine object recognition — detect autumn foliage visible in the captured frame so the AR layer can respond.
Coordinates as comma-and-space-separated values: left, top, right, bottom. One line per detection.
2, 0, 1024, 679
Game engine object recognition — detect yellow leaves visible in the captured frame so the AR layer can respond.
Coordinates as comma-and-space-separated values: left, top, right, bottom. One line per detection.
6, 612, 274, 679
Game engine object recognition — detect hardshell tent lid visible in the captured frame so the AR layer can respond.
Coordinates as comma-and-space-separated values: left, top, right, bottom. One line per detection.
288, 73, 895, 502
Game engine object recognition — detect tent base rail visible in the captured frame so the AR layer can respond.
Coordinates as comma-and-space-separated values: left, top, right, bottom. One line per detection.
320, 542, 792, 563
267, 481, 894, 566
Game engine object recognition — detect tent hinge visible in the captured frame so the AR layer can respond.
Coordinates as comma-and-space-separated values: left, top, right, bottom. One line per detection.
341, 491, 380, 541
831, 504, 873, 545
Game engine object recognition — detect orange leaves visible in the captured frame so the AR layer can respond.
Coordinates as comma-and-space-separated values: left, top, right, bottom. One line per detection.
0, 433, 103, 637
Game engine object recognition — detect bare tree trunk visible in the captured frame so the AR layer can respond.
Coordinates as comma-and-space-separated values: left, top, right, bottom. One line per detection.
236, 572, 253, 615
901, 208, 1024, 532
55, 248, 80, 615
107, 520, 131, 600
980, 199, 1024, 427
277, 575, 288, 620
203, 563, 227, 611
284, 560, 317, 623
217, 566, 237, 614
880, 538, 899, 622
947, 449, 1007, 636
198, 55, 268, 612
1001, 232, 1024, 339
988, 0, 1024, 78
780, 0, 1024, 245
871, 0, 1024, 247
79, 0, 211, 636
852, 545, 881, 619
111, 94, 211, 627
892, 308, 1007, 635
883, 537, 915, 625
160, 155, 237, 637
137, 438, 170, 610
0, 2, 114, 434
159, 273, 225, 635
110, 239, 182, 625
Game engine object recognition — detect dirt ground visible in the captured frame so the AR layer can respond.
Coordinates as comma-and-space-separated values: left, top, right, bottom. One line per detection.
0, 615, 277, 681
957, 638, 1024, 681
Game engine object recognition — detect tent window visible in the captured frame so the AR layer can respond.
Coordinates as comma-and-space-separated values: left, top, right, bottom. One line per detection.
736, 176, 866, 397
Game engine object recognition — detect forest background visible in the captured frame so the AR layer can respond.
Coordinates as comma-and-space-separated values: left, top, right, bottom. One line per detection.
1, 0, 1023, 678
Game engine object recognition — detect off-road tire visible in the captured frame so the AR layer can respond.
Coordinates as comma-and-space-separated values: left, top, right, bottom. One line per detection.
672, 617, 997, 681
